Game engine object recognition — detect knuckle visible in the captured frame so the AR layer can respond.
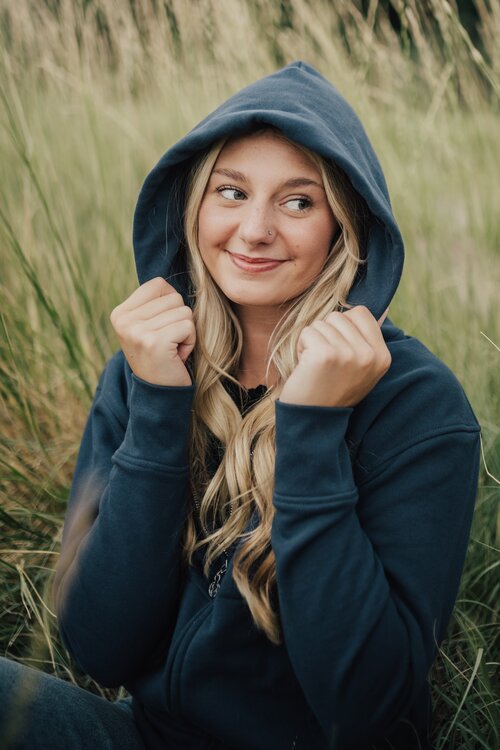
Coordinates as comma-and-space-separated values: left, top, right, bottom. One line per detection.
381, 349, 392, 370
343, 347, 357, 363
148, 276, 172, 295
150, 276, 167, 287
310, 320, 324, 331
140, 332, 156, 351
345, 304, 369, 317
128, 323, 143, 343
324, 311, 341, 320
319, 347, 337, 365
110, 311, 125, 334
358, 348, 376, 368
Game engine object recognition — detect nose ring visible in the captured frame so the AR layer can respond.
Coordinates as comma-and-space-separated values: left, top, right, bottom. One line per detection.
267, 230, 273, 236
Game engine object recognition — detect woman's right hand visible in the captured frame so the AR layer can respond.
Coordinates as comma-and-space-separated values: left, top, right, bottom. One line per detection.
110, 277, 196, 387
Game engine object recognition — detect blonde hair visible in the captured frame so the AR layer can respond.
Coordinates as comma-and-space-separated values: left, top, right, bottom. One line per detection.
181, 126, 368, 644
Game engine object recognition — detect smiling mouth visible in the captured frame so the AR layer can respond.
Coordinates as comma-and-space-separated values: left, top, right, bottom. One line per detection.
230, 252, 286, 264
227, 252, 286, 273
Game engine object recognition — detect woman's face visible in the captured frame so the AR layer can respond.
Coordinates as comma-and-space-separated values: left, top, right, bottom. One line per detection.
197, 131, 338, 313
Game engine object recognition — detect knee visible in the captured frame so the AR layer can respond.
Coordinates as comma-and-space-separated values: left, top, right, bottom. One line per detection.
0, 656, 39, 695
0, 657, 43, 749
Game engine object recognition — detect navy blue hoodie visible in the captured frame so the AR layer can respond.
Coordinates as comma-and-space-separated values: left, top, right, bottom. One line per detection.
54, 61, 481, 750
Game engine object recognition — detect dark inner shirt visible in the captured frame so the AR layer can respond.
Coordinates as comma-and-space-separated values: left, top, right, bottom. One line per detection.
191, 378, 269, 583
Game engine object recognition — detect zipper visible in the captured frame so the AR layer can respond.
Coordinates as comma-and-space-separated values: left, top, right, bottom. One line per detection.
192, 484, 232, 598
207, 557, 228, 598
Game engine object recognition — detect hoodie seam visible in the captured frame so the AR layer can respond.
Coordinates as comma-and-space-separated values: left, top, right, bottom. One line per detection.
357, 425, 480, 487
112, 451, 189, 476
436, 438, 480, 634
273, 488, 358, 505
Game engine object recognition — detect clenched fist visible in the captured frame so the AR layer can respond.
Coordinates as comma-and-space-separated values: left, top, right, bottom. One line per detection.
279, 306, 391, 408
110, 277, 196, 387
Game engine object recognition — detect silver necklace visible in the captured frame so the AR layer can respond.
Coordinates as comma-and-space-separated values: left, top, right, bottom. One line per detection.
192, 482, 233, 598
192, 445, 258, 598
192, 382, 266, 597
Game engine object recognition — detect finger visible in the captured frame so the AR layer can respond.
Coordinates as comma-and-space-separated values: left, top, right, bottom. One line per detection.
139, 306, 192, 332
119, 277, 177, 312
378, 307, 389, 326
297, 324, 338, 358
126, 292, 185, 321
164, 319, 196, 357
339, 305, 386, 345
321, 310, 373, 350
310, 318, 356, 352
144, 318, 196, 351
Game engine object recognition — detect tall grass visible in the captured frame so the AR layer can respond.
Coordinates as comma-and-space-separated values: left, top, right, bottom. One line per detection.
0, 1, 498, 746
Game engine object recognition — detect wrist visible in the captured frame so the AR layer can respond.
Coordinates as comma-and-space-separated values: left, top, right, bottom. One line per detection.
274, 400, 355, 498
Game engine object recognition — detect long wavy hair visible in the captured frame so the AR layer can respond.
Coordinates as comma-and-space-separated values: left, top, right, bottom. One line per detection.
180, 126, 370, 644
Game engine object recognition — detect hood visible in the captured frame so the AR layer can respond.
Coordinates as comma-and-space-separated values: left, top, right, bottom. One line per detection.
132, 60, 404, 322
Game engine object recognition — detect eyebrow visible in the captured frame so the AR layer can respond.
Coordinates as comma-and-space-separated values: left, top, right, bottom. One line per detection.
212, 168, 323, 190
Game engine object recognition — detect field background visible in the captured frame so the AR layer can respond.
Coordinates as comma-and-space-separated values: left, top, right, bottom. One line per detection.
0, 1, 498, 747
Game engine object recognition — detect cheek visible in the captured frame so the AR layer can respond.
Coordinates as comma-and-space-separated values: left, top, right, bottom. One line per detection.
197, 207, 228, 278
198, 203, 231, 250
294, 218, 336, 261
197, 203, 213, 250
315, 211, 338, 245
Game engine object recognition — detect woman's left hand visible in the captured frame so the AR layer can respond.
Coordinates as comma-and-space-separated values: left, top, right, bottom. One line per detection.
279, 306, 391, 408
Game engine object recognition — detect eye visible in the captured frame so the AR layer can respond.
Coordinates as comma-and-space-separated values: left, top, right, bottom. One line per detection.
285, 197, 313, 212
217, 186, 247, 201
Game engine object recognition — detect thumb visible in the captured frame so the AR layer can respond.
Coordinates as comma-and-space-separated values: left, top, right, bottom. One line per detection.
378, 307, 390, 326
178, 341, 195, 362
177, 327, 196, 362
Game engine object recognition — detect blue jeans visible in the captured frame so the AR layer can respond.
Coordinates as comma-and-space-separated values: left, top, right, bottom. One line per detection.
0, 656, 146, 749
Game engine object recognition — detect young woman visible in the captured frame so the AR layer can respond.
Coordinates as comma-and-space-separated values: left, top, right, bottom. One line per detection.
0, 61, 481, 750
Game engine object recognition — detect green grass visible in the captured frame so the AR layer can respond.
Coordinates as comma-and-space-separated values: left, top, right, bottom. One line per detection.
0, 1, 498, 746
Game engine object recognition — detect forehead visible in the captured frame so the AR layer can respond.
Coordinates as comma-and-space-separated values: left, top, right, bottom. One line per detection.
214, 130, 319, 174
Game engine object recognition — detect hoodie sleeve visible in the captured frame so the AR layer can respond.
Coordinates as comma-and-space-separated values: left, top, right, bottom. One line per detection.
53, 353, 196, 687
271, 376, 481, 745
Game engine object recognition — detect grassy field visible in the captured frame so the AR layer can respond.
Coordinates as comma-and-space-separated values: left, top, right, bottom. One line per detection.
0, 1, 498, 747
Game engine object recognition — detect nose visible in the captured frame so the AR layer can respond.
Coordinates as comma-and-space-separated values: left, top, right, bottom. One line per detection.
237, 203, 275, 246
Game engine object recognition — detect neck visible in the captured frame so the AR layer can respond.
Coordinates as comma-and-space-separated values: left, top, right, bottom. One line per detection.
232, 303, 285, 388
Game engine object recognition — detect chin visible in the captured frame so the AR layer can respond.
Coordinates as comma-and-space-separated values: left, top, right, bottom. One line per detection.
229, 293, 281, 308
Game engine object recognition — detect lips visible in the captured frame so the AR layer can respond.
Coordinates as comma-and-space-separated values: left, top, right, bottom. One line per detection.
228, 252, 286, 273
231, 252, 284, 264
